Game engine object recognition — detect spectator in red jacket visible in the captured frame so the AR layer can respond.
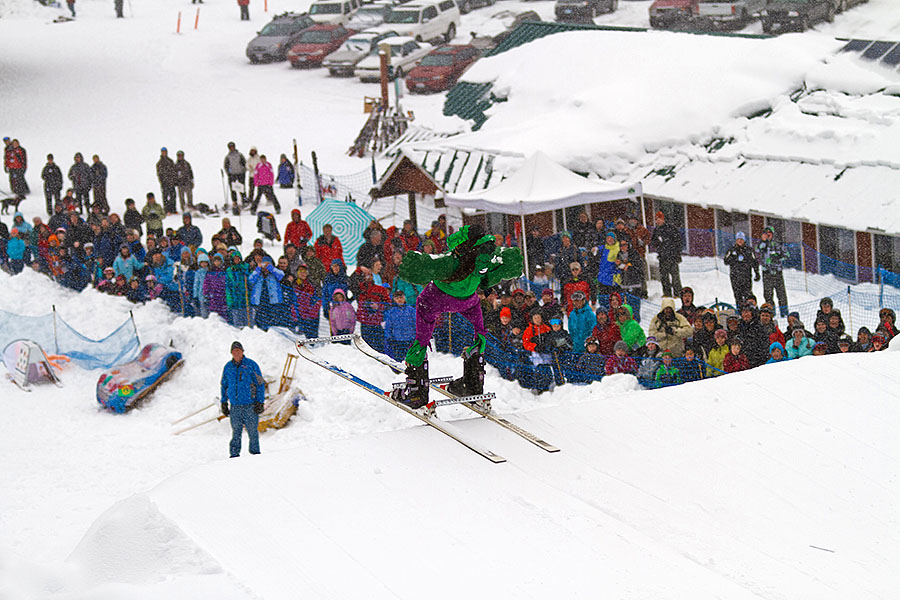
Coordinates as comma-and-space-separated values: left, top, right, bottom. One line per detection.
562, 262, 591, 315
314, 224, 343, 269
284, 209, 312, 249
605, 340, 637, 375
591, 308, 622, 355
237, 0, 250, 20
723, 338, 750, 373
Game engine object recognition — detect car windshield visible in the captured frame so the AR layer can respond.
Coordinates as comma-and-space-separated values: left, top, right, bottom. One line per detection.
310, 3, 342, 14
384, 10, 419, 23
342, 37, 375, 51
419, 54, 453, 66
260, 22, 300, 36
357, 7, 385, 16
297, 30, 335, 43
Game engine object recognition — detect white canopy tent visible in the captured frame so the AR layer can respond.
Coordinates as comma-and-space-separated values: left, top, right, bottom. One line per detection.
443, 151, 643, 281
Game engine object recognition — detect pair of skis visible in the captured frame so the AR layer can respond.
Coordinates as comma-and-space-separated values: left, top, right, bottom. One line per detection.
296, 334, 559, 463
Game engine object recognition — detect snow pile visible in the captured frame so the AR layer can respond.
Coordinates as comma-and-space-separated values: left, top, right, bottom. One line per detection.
59, 349, 900, 600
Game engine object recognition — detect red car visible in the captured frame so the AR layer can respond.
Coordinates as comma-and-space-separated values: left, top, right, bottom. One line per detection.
405, 45, 481, 93
286, 24, 355, 68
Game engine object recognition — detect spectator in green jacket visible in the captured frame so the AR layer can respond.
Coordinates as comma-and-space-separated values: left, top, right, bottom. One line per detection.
141, 192, 165, 238
615, 304, 646, 353
226, 250, 251, 328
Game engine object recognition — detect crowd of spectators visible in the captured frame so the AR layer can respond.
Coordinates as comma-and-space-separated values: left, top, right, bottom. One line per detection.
0, 159, 895, 391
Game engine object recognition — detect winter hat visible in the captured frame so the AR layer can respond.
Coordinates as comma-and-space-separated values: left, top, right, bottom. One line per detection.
872, 332, 886, 343
736, 231, 746, 241
104, 266, 115, 273
333, 288, 346, 299
605, 230, 616, 239
571, 291, 586, 302
231, 341, 243, 352
613, 340, 629, 353
791, 327, 805, 337
820, 297, 833, 308
160, 147, 167, 153
769, 342, 785, 353
9, 228, 17, 236
595, 307, 607, 317
585, 337, 599, 347
513, 289, 525, 296
198, 252, 210, 264
542, 288, 554, 297
661, 348, 672, 357
655, 211, 664, 220
788, 311, 800, 320
645, 336, 658, 346
500, 307, 512, 318
569, 262, 581, 270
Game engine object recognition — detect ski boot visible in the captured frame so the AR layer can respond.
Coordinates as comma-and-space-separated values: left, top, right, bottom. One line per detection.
447, 335, 490, 412
391, 360, 431, 411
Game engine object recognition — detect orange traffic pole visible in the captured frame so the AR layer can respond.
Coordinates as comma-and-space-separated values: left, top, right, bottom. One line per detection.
194, 7, 200, 29
176, 11, 182, 33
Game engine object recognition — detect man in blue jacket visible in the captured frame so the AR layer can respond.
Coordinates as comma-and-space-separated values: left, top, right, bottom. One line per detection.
220, 341, 265, 458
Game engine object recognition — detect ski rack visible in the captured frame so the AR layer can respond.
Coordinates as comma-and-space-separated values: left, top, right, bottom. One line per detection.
298, 334, 355, 346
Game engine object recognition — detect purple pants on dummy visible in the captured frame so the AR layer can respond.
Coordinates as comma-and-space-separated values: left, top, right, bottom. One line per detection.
415, 282, 485, 348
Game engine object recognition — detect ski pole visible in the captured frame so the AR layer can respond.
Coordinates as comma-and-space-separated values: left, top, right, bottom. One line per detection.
171, 401, 217, 425
173, 414, 226, 435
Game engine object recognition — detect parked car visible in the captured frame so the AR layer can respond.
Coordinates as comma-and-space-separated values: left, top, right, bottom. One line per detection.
457, 0, 495, 15
405, 44, 480, 93
649, 0, 698, 29
381, 1, 460, 44
470, 9, 540, 49
759, 0, 833, 33
347, 3, 392, 29
324, 30, 399, 76
286, 24, 356, 67
308, 0, 358, 25
555, 0, 617, 24
246, 12, 316, 63
355, 37, 432, 81
693, 0, 765, 29
833, 0, 867, 12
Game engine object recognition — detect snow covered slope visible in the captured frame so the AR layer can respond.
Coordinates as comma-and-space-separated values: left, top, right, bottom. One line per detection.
61, 348, 900, 599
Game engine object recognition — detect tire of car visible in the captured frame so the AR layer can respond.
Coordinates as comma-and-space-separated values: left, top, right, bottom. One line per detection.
761, 20, 771, 33
825, 5, 835, 21
799, 15, 809, 31
740, 8, 749, 27
415, 35, 423, 42
836, 0, 846, 12
446, 23, 456, 42
394, 66, 404, 80
459, 0, 469, 13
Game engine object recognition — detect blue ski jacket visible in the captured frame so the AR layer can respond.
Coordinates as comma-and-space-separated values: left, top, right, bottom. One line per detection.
220, 356, 265, 406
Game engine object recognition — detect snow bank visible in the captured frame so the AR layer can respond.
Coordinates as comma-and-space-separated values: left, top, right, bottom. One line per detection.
65, 349, 900, 600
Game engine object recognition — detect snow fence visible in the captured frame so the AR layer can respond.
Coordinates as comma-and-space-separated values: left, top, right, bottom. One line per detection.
0, 308, 140, 370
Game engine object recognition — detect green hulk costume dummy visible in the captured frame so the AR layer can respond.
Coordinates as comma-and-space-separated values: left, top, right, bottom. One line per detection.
390, 224, 523, 409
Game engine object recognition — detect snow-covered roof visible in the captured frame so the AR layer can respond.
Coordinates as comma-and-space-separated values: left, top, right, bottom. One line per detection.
401, 28, 900, 234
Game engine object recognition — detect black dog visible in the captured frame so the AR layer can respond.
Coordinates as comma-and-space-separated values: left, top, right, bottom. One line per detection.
0, 196, 23, 215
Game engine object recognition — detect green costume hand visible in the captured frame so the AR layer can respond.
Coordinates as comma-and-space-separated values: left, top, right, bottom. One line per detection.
481, 247, 524, 289
398, 251, 456, 285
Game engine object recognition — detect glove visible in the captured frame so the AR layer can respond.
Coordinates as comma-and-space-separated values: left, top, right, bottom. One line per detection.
220, 402, 230, 417
754, 272, 761, 281
253, 402, 265, 415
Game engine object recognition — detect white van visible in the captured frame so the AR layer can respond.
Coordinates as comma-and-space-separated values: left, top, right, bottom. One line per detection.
308, 0, 358, 25
380, 0, 460, 43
